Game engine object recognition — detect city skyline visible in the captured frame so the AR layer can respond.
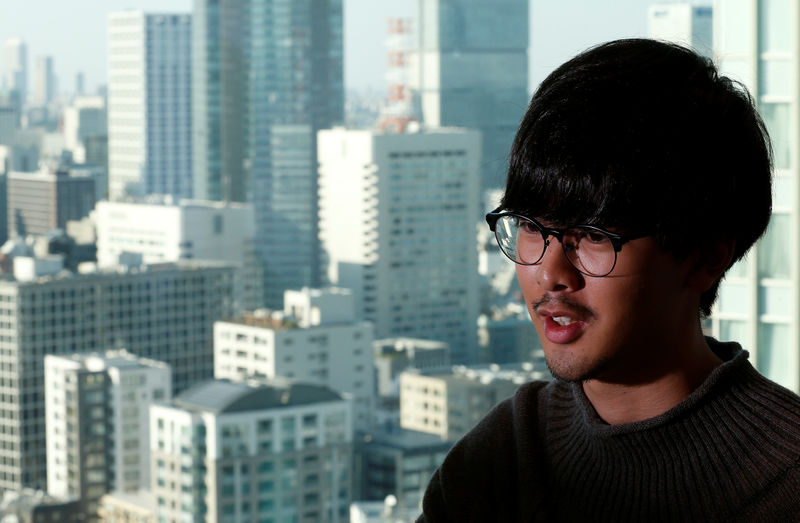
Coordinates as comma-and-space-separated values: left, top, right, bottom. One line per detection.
0, 0, 656, 95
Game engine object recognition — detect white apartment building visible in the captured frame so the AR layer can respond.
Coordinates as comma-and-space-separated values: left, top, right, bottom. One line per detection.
399, 364, 548, 441
151, 378, 352, 523
95, 198, 262, 311
0, 260, 234, 492
107, 11, 192, 200
648, 3, 713, 57
215, 288, 375, 429
711, 0, 798, 390
45, 351, 171, 518
318, 127, 481, 364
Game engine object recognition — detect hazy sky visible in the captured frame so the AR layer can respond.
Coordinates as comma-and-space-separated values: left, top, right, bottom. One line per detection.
0, 0, 658, 96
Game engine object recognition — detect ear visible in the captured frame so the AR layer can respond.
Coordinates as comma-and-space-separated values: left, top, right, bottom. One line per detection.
686, 238, 736, 292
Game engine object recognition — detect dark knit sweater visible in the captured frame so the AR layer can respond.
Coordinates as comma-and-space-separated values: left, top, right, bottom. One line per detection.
418, 340, 800, 522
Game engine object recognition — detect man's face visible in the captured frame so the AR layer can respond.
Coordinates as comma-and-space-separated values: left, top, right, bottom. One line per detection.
516, 226, 696, 384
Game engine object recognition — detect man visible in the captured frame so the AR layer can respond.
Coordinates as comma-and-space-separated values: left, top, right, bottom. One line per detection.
417, 39, 800, 522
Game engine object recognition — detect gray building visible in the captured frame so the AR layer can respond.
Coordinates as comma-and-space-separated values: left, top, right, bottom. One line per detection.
192, 0, 344, 306
374, 338, 450, 398
354, 427, 451, 514
7, 168, 96, 238
0, 261, 234, 492
409, 0, 529, 193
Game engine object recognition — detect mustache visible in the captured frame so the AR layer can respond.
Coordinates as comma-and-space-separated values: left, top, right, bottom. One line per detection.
531, 295, 596, 319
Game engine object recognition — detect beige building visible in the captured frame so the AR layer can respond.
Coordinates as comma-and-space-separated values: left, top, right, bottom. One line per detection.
399, 364, 548, 441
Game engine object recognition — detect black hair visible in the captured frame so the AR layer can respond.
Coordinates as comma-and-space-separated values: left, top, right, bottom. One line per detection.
502, 38, 773, 316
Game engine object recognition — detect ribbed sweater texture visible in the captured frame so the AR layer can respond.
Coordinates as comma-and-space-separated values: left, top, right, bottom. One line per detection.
418, 340, 800, 522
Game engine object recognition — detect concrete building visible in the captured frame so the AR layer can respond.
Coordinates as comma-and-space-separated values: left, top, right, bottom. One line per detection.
408, 0, 528, 192
374, 338, 450, 398
399, 364, 548, 441
0, 260, 234, 492
7, 168, 97, 238
3, 38, 27, 108
0, 489, 82, 522
353, 427, 450, 514
94, 198, 262, 311
150, 378, 352, 523
45, 351, 171, 520
63, 96, 107, 162
478, 302, 543, 365
107, 12, 192, 200
648, 3, 713, 57
319, 127, 481, 364
214, 288, 375, 429
711, 0, 798, 390
192, 0, 344, 306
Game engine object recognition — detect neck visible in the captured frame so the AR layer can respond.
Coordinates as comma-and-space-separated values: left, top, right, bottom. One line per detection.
582, 333, 722, 425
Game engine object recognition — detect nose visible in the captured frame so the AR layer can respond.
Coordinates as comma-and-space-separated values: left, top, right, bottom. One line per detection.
534, 239, 583, 292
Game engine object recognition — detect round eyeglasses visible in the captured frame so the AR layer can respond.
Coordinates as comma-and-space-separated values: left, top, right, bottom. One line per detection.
485, 209, 647, 277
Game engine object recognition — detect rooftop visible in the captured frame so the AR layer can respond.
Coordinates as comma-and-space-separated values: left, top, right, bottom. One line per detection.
173, 378, 343, 414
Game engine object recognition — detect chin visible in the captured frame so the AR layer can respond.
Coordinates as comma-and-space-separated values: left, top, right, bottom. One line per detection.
545, 351, 610, 383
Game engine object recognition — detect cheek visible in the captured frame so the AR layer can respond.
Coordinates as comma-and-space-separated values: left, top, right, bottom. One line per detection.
515, 265, 538, 300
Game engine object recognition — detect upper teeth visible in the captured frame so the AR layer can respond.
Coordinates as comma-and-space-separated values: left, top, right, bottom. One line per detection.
552, 316, 575, 326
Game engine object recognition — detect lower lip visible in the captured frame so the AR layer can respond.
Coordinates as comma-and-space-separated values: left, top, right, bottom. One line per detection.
543, 316, 585, 344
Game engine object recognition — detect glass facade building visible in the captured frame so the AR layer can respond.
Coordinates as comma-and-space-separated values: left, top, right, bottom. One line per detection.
409, 0, 529, 193
712, 0, 798, 390
192, 0, 344, 307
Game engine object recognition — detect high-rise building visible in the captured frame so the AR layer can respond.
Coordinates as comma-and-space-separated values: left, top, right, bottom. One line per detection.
711, 0, 798, 390
318, 127, 482, 364
192, 0, 344, 307
3, 38, 27, 108
214, 287, 375, 428
0, 261, 234, 491
408, 0, 529, 193
107, 12, 193, 200
33, 56, 56, 106
45, 351, 172, 520
7, 168, 96, 238
150, 378, 353, 522
95, 198, 263, 311
648, 3, 713, 57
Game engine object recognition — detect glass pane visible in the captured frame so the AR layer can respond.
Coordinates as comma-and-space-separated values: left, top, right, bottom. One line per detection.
757, 213, 791, 279
719, 319, 748, 343
759, 59, 791, 97
727, 254, 750, 278
719, 0, 753, 55
759, 0, 792, 53
759, 285, 791, 318
760, 103, 791, 170
773, 175, 793, 209
757, 322, 793, 388
717, 282, 750, 315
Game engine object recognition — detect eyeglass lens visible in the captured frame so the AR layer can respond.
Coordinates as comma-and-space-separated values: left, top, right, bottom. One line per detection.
494, 215, 617, 276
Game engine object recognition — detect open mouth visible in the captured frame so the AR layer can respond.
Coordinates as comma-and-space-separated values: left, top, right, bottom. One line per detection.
551, 316, 578, 326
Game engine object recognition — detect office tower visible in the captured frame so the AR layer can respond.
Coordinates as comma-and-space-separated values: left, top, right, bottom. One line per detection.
45, 351, 172, 519
711, 0, 798, 390
399, 364, 546, 440
107, 12, 192, 200
648, 3, 713, 57
318, 127, 482, 364
0, 261, 234, 491
192, 0, 344, 307
3, 38, 27, 107
63, 96, 107, 161
95, 198, 263, 311
7, 168, 96, 238
214, 287, 375, 429
150, 378, 352, 522
33, 56, 56, 106
75, 72, 85, 96
478, 303, 543, 364
354, 427, 450, 514
408, 0, 528, 192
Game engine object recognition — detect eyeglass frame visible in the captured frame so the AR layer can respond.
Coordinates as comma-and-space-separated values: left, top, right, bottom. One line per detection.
485, 207, 649, 277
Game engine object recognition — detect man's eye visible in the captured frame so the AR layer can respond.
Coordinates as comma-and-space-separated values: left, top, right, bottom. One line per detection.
518, 221, 539, 234
583, 231, 609, 243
